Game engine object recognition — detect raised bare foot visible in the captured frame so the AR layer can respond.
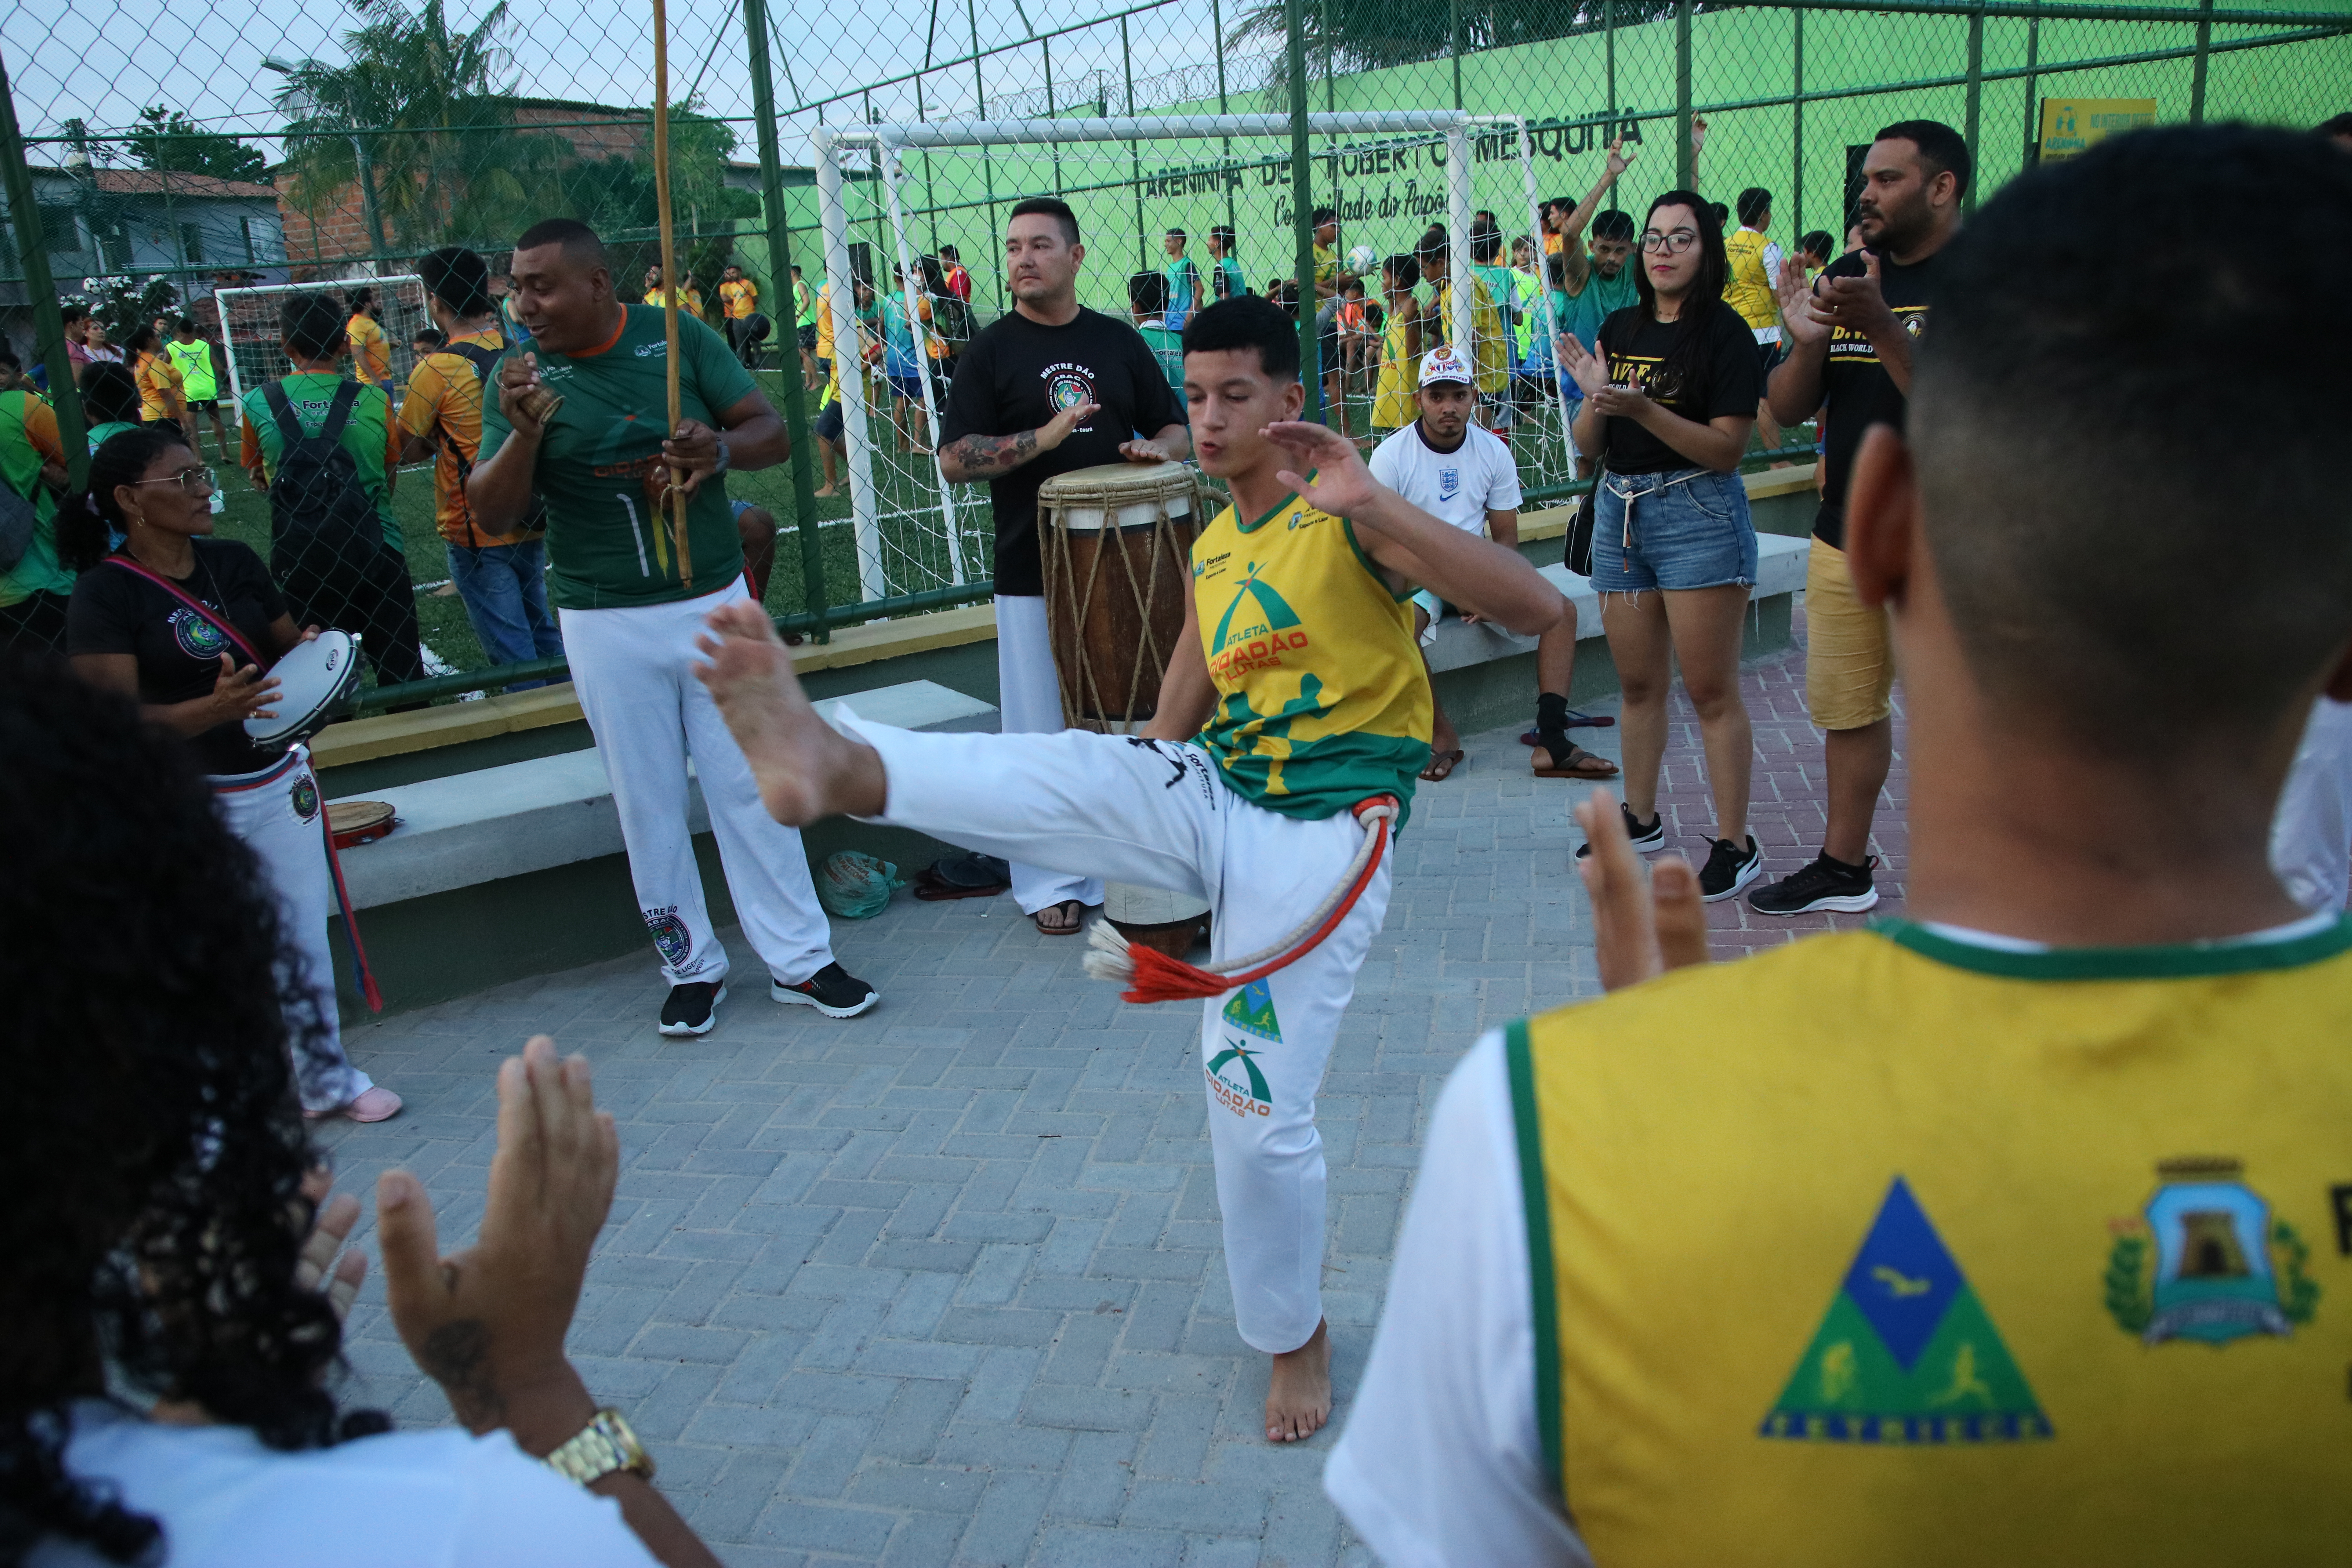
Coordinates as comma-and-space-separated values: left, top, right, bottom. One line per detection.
1265, 1318, 1332, 1443
693, 601, 882, 824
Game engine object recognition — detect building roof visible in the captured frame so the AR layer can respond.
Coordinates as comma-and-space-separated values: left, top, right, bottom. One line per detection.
38, 168, 281, 201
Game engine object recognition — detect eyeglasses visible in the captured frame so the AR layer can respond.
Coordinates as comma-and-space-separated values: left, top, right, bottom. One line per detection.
1639, 229, 1699, 254
130, 465, 218, 497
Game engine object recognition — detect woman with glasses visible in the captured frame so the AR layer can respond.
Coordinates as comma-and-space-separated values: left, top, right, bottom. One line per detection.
1557, 189, 1766, 902
59, 425, 401, 1122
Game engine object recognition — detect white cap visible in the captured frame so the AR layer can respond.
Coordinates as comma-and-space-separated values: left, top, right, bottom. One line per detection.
1417, 345, 1474, 386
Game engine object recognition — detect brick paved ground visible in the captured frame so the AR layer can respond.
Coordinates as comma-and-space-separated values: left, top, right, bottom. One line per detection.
317, 632, 1905, 1566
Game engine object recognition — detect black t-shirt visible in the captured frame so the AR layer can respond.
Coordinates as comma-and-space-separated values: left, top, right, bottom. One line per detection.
1595, 300, 1763, 475
938, 306, 1186, 596
1812, 247, 1939, 550
67, 538, 287, 774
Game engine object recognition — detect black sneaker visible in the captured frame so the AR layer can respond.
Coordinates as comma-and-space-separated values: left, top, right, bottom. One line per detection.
658, 980, 727, 1036
1747, 853, 1880, 915
1575, 804, 1666, 859
772, 962, 879, 1019
1697, 836, 1765, 902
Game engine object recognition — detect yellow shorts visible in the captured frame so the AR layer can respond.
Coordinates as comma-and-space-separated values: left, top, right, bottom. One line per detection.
1804, 537, 1895, 730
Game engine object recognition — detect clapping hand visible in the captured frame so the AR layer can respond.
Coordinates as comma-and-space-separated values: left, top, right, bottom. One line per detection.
1775, 256, 1828, 346
1558, 334, 1612, 399
377, 1035, 617, 1440
1815, 252, 1898, 345
1575, 787, 1712, 991
497, 352, 549, 437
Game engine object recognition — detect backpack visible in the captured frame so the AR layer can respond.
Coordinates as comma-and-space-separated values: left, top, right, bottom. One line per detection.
445, 339, 550, 538
262, 378, 381, 570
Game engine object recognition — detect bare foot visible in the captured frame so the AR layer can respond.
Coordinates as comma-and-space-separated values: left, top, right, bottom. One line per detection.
813, 484, 837, 497
1266, 1318, 1332, 1442
693, 601, 885, 824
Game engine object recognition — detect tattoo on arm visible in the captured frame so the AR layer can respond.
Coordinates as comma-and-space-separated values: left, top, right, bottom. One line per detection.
419, 1318, 505, 1428
942, 428, 1038, 479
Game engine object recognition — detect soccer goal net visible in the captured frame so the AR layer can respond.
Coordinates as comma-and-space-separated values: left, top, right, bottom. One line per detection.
811, 112, 1577, 607
213, 273, 432, 413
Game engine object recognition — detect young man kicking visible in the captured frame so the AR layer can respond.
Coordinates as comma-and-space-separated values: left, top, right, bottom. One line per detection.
695, 295, 1561, 1442
1368, 346, 1614, 784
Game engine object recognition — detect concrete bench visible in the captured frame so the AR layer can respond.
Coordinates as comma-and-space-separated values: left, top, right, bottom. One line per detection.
330, 679, 996, 910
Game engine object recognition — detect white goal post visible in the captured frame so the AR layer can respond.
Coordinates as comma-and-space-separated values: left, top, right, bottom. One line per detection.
810, 112, 1579, 607
214, 273, 430, 416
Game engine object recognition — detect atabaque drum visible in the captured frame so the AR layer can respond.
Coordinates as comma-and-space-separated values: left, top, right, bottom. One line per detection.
244, 629, 362, 750
1038, 460, 1210, 955
1036, 460, 1202, 731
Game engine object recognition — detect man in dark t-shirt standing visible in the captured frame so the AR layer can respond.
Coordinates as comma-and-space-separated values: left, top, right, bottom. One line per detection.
1748, 118, 1966, 917
938, 195, 1191, 935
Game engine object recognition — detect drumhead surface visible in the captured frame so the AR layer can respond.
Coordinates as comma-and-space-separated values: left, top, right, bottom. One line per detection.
246, 629, 361, 745
1038, 461, 1197, 532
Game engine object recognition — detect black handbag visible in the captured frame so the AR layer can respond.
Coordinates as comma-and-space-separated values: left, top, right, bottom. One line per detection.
1565, 461, 1603, 578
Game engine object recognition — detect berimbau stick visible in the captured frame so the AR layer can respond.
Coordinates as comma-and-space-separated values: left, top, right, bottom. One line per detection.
651, 0, 692, 588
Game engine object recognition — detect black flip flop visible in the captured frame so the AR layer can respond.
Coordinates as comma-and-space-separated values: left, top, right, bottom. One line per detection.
913, 852, 1011, 902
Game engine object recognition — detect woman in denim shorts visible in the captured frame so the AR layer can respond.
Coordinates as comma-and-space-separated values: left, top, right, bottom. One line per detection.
1559, 189, 1768, 901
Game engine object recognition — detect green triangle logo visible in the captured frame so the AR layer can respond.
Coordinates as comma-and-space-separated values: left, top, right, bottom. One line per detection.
1760, 1178, 2053, 1445
1220, 978, 1281, 1042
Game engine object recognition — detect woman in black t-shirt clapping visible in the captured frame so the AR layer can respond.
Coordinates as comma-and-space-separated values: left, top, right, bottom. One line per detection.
1557, 190, 1765, 902
61, 426, 400, 1123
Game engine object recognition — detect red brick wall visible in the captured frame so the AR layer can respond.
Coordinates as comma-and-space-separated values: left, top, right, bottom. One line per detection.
276, 102, 651, 274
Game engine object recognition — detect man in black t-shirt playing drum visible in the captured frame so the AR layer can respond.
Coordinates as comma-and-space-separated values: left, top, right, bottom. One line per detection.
937, 196, 1192, 935
1748, 119, 1966, 916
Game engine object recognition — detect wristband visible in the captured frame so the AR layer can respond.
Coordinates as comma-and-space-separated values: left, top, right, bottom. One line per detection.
711, 438, 731, 477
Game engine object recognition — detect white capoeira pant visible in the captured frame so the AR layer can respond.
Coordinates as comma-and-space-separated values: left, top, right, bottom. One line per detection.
995, 594, 1105, 916
2272, 695, 2352, 913
562, 579, 837, 989
211, 746, 374, 1114
840, 715, 1391, 1354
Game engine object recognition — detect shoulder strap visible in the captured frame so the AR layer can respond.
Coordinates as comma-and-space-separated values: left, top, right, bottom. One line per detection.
315, 377, 365, 446
105, 554, 269, 667
259, 379, 309, 448
447, 339, 503, 384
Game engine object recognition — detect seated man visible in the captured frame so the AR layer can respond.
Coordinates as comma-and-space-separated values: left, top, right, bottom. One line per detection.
1367, 347, 1612, 784
1325, 125, 2352, 1565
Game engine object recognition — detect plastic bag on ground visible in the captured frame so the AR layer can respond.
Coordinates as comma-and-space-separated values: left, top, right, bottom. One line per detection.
818, 850, 906, 919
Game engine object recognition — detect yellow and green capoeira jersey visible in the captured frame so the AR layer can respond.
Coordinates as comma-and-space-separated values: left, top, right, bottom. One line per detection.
1191, 486, 1432, 827
1506, 919, 2352, 1567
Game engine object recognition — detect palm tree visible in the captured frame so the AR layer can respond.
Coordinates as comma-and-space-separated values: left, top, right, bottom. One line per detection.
273, 0, 564, 253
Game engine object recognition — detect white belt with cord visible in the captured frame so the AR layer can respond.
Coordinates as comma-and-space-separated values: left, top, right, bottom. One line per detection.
1603, 466, 1708, 557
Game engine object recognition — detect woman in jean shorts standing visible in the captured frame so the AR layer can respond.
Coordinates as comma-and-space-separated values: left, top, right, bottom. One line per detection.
1559, 189, 1767, 901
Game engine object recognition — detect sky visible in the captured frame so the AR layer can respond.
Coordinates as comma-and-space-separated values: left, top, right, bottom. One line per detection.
7, 0, 1277, 165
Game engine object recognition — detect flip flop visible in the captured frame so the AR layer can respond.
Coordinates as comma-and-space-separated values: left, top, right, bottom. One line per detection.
1531, 740, 1620, 780
914, 852, 1011, 902
1420, 748, 1465, 782
1033, 899, 1086, 936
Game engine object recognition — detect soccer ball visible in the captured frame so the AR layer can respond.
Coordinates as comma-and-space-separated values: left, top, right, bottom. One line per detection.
1345, 244, 1379, 276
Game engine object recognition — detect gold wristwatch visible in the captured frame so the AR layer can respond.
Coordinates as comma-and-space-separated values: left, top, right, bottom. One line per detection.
543, 1408, 655, 1485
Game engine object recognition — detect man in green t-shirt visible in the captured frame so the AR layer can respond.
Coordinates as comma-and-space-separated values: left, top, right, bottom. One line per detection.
237, 290, 425, 688
468, 216, 874, 1035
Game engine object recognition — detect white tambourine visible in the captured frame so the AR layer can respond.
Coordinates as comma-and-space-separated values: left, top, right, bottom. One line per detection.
245, 629, 363, 749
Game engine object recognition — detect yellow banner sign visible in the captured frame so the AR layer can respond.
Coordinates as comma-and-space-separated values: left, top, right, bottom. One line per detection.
2040, 98, 2158, 160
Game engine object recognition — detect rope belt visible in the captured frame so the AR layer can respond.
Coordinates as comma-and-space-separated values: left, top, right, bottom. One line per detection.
1082, 795, 1398, 1005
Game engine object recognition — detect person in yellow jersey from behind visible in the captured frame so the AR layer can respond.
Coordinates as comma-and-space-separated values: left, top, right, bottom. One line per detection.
1326, 123, 2352, 1567
163, 316, 229, 461
1725, 185, 1789, 459
344, 286, 390, 386
690, 294, 1563, 1446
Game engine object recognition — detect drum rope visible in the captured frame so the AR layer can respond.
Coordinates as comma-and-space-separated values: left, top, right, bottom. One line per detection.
1081, 795, 1397, 1005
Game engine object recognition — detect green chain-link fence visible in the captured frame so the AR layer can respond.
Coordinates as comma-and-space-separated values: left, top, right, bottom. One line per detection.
4, 0, 2346, 706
